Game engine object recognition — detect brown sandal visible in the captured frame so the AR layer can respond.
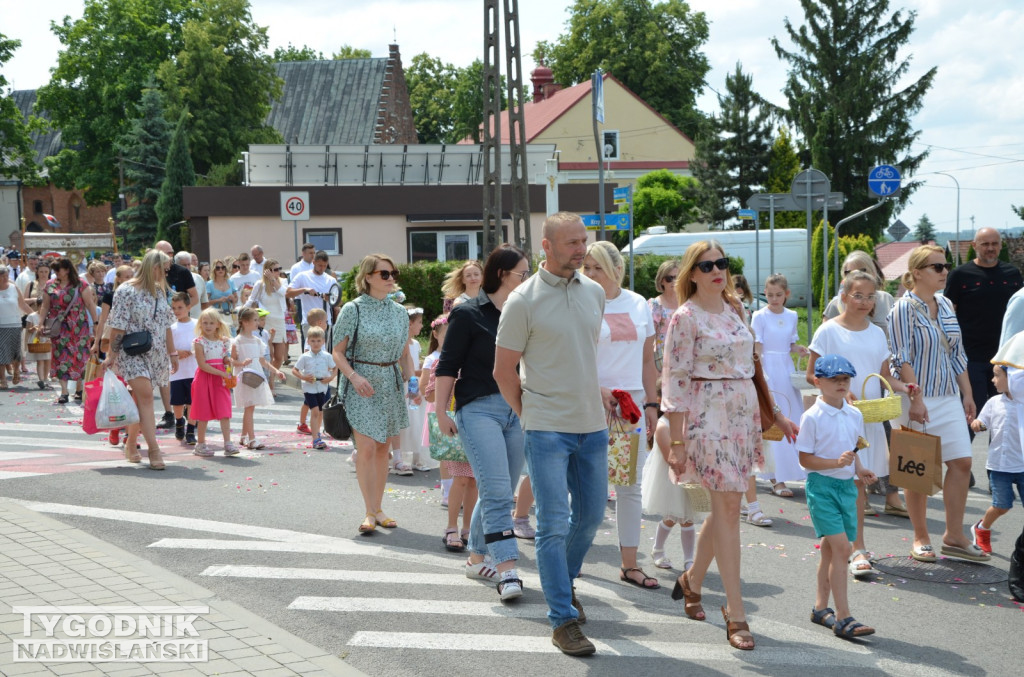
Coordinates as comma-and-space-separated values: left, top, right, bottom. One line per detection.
722, 606, 755, 650
670, 571, 705, 620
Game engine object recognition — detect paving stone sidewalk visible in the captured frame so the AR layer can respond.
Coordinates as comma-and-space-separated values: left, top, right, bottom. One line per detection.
0, 499, 364, 676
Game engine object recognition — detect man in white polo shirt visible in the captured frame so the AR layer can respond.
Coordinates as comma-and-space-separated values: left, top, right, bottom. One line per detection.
289, 242, 316, 281
494, 212, 611, 657
288, 250, 338, 347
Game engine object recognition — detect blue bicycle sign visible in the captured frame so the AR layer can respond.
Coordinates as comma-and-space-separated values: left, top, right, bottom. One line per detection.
868, 165, 901, 198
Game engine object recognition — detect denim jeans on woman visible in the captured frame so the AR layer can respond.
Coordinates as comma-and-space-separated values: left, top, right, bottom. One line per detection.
455, 393, 525, 565
524, 429, 608, 629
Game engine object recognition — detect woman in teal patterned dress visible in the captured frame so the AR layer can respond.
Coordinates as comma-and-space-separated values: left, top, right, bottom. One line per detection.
38, 257, 97, 403
333, 254, 413, 534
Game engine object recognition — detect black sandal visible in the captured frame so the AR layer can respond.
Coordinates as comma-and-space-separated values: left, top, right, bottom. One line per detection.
74, 391, 83, 402
57, 393, 69, 404
443, 528, 465, 552
620, 567, 661, 589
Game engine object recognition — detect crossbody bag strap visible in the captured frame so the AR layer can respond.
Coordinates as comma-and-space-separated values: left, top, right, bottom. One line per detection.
52, 285, 80, 326
337, 302, 360, 398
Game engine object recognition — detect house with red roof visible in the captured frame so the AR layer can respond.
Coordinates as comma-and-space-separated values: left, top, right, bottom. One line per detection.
876, 240, 934, 281
465, 69, 695, 185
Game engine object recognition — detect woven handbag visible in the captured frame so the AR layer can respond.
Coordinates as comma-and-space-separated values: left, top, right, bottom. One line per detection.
851, 373, 902, 423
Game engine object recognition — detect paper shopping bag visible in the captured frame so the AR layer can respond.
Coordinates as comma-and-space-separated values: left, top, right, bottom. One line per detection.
608, 415, 640, 486
889, 425, 943, 496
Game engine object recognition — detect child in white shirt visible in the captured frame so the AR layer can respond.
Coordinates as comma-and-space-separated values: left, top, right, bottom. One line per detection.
292, 326, 336, 450
797, 354, 878, 640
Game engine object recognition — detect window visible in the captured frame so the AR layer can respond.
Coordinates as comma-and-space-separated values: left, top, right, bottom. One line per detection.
32, 200, 43, 214
409, 228, 499, 263
302, 228, 342, 255
603, 130, 620, 161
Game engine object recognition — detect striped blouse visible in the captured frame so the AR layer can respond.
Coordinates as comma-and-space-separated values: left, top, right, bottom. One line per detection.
888, 291, 968, 397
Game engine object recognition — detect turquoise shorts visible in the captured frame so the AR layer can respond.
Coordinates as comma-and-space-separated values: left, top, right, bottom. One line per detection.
806, 472, 858, 540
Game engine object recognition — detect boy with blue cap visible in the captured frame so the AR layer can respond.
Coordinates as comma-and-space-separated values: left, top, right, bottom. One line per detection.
798, 354, 878, 640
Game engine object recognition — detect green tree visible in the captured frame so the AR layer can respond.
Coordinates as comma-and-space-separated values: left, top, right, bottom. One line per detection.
272, 43, 324, 61
632, 169, 700, 233
333, 45, 372, 59
772, 0, 936, 240
157, 0, 282, 176
534, 0, 710, 138
913, 213, 936, 243
406, 55, 502, 144
155, 111, 195, 250
765, 126, 804, 229
37, 0, 195, 204
691, 63, 774, 228
1012, 205, 1024, 222
116, 84, 171, 252
0, 34, 39, 183
811, 220, 874, 306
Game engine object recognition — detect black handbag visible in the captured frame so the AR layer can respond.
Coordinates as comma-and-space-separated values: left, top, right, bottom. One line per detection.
323, 304, 356, 441
122, 296, 159, 357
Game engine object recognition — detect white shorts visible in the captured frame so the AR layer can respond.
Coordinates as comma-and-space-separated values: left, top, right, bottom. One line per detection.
896, 393, 972, 463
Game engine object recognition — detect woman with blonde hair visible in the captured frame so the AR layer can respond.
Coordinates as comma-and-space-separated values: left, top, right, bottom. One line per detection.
244, 258, 288, 373
207, 258, 238, 332
662, 240, 795, 650
888, 244, 987, 562
103, 250, 178, 470
649, 259, 680, 373
333, 254, 414, 533
442, 260, 484, 312
583, 240, 661, 590
824, 250, 894, 338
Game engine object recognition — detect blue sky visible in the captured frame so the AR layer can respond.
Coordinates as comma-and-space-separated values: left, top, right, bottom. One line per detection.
5, 0, 1024, 240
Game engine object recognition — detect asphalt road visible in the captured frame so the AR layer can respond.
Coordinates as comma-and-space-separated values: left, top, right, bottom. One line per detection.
0, 380, 1020, 676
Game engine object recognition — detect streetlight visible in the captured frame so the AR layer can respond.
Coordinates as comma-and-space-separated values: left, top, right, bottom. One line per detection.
931, 172, 960, 265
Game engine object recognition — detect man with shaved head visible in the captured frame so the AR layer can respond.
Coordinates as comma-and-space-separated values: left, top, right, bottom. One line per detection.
945, 227, 1022, 490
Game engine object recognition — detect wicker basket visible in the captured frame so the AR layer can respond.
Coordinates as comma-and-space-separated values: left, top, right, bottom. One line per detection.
682, 483, 712, 513
762, 424, 785, 441
851, 373, 902, 423
27, 342, 51, 354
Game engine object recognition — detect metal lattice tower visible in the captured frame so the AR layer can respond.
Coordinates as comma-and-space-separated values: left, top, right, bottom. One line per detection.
482, 0, 532, 258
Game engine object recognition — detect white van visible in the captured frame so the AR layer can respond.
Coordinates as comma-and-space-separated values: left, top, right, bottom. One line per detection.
624, 229, 809, 306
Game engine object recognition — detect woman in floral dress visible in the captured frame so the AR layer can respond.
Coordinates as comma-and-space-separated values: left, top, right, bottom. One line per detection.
661, 241, 795, 651
333, 253, 413, 534
648, 259, 680, 373
103, 250, 178, 470
38, 257, 96, 403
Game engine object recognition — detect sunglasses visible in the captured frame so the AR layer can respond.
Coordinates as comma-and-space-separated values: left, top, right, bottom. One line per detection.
695, 257, 730, 274
919, 262, 952, 273
214, 266, 226, 270
232, 265, 240, 270
512, 270, 530, 280
271, 267, 282, 272
370, 269, 400, 280
663, 275, 677, 284
843, 267, 867, 276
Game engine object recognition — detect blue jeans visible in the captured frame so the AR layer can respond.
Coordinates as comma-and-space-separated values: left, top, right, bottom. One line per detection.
455, 393, 525, 565
524, 429, 608, 629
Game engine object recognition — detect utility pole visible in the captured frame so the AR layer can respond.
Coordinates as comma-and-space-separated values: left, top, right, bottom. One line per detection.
482, 0, 531, 259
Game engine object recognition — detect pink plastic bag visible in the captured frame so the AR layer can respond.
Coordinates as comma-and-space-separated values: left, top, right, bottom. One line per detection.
81, 377, 105, 435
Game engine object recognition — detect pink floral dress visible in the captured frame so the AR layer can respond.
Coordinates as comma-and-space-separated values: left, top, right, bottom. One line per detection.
648, 296, 675, 372
44, 280, 91, 381
661, 301, 764, 492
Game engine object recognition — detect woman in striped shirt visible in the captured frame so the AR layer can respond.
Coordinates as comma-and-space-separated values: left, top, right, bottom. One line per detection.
888, 245, 989, 563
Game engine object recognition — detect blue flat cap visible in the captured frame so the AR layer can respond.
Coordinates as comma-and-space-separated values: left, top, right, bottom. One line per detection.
814, 354, 857, 378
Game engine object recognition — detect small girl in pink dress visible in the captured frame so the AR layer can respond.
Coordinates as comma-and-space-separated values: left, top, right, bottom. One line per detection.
191, 308, 237, 457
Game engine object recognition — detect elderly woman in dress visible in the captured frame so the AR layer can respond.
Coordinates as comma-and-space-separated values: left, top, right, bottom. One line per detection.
333, 254, 413, 534
38, 257, 97, 403
0, 264, 34, 389
662, 240, 795, 650
583, 241, 661, 590
888, 245, 988, 562
103, 250, 178, 470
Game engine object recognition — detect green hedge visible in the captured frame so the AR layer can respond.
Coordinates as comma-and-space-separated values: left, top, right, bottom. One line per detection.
343, 253, 746, 337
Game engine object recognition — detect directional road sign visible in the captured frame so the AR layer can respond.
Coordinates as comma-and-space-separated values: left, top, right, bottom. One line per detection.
868, 165, 902, 198
580, 213, 631, 231
747, 192, 845, 212
791, 169, 831, 209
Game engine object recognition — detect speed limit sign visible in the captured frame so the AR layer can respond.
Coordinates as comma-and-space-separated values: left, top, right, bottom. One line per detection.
280, 192, 310, 221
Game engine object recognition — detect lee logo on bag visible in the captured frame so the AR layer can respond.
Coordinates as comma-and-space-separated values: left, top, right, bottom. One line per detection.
889, 425, 942, 496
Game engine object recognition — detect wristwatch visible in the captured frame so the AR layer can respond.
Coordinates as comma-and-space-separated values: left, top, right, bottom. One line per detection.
644, 402, 660, 410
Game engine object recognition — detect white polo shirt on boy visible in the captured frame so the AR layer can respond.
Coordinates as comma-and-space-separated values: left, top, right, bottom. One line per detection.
294, 349, 333, 395
795, 397, 864, 480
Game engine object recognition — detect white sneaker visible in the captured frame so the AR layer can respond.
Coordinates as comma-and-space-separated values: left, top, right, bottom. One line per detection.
192, 443, 214, 457
497, 574, 523, 601
465, 557, 498, 581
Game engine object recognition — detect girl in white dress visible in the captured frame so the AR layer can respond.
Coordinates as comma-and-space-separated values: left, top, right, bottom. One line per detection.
751, 274, 809, 494
233, 308, 285, 449
642, 414, 699, 571
808, 271, 915, 576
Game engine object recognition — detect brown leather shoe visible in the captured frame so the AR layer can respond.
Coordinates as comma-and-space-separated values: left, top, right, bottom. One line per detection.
552, 620, 595, 656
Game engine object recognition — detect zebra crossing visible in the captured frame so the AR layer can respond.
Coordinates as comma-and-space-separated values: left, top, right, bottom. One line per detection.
13, 500, 964, 677
0, 390, 348, 480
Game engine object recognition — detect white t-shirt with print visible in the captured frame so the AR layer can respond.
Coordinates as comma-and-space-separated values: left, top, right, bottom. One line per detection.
595, 288, 654, 392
